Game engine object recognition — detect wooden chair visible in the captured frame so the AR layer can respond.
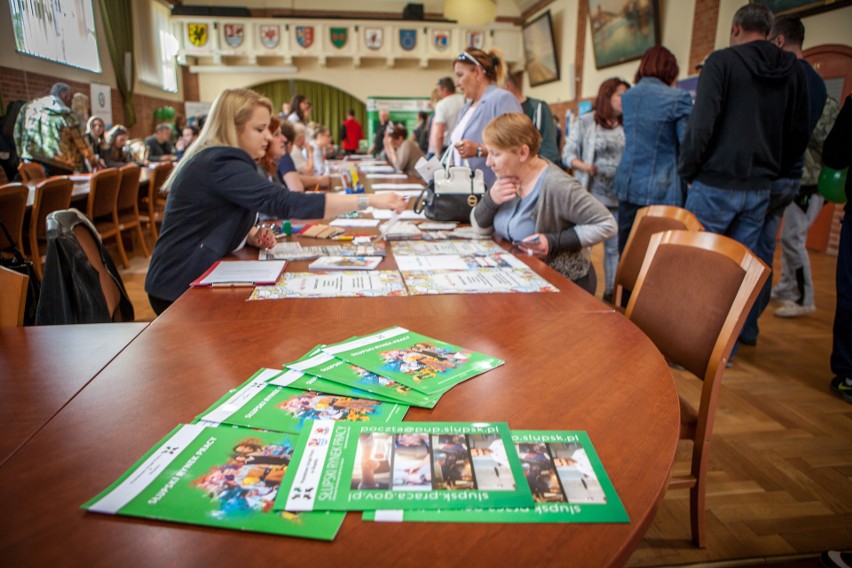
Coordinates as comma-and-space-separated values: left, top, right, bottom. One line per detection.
86, 168, 128, 269
116, 164, 150, 258
0, 166, 8, 185
624, 230, 769, 548
0, 182, 28, 253
28, 176, 73, 278
17, 162, 46, 183
139, 161, 173, 240
0, 265, 28, 327
613, 205, 703, 310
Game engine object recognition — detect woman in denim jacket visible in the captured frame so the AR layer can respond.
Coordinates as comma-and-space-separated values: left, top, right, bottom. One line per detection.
613, 46, 693, 253
563, 78, 629, 302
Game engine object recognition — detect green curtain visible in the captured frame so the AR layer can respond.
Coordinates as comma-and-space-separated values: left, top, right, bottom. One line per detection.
98, 0, 136, 126
252, 79, 366, 146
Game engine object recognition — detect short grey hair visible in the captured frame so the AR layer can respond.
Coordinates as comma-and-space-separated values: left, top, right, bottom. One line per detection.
50, 82, 72, 98
733, 3, 774, 36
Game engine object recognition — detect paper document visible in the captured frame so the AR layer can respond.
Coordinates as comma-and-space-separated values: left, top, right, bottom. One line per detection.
192, 260, 286, 286
371, 183, 425, 191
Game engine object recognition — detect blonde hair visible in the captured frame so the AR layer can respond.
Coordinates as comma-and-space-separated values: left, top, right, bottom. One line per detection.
164, 88, 273, 190
482, 113, 541, 156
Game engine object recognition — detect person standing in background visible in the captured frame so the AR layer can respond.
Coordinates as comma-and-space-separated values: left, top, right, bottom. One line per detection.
564, 78, 630, 303
614, 46, 693, 255
340, 109, 363, 155
14, 82, 94, 175
429, 77, 465, 159
502, 72, 561, 164
371, 109, 391, 158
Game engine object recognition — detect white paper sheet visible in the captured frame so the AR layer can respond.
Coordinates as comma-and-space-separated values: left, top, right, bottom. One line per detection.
197, 260, 286, 286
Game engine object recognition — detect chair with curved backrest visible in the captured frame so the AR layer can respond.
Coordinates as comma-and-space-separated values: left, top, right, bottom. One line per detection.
35, 209, 134, 325
0, 182, 28, 253
28, 176, 73, 278
116, 164, 150, 258
139, 161, 173, 240
86, 167, 128, 269
0, 265, 28, 327
613, 205, 704, 310
18, 162, 46, 183
624, 230, 769, 548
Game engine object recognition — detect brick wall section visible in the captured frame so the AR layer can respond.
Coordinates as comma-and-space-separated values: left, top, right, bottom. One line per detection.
690, 0, 720, 72
0, 65, 184, 140
182, 66, 200, 104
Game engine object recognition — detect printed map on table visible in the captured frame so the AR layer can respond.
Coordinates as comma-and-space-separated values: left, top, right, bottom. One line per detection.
395, 252, 528, 271
364, 430, 629, 524
321, 326, 503, 396
391, 240, 506, 256
273, 421, 534, 512
402, 267, 559, 295
83, 424, 345, 540
249, 271, 407, 300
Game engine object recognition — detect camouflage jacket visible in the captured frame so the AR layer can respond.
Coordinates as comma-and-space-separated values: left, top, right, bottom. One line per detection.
802, 96, 840, 186
13, 95, 92, 172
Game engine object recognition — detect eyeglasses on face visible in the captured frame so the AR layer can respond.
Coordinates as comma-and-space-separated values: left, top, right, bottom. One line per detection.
456, 51, 483, 69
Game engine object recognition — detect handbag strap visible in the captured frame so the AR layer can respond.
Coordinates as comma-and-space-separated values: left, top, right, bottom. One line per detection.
0, 220, 27, 262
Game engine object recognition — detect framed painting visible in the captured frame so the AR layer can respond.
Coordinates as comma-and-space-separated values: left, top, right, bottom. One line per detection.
523, 11, 560, 87
754, 0, 852, 17
588, 0, 660, 69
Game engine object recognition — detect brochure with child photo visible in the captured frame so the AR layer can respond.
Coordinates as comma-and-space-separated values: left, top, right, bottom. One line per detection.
321, 327, 504, 396
195, 369, 408, 434
83, 424, 345, 540
284, 347, 445, 409
273, 421, 534, 513
363, 430, 629, 524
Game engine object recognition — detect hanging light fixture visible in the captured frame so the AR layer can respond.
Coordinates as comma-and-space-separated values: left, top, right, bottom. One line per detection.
444, 0, 497, 26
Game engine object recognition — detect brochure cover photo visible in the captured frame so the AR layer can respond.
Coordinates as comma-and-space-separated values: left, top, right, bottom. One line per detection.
196, 369, 408, 434
83, 424, 345, 540
275, 421, 534, 512
364, 430, 629, 524
321, 327, 504, 396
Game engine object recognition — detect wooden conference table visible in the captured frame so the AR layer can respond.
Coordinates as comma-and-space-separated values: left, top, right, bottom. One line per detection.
0, 322, 148, 467
24, 165, 154, 208
0, 169, 680, 567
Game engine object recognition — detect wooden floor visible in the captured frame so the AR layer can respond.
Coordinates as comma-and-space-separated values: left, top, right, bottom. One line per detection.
113, 232, 852, 567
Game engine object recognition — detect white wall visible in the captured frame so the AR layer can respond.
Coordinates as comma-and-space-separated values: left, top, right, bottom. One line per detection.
521, 0, 579, 104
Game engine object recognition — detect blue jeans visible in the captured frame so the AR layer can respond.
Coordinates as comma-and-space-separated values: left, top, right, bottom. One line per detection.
832, 212, 852, 378
602, 206, 619, 294
617, 200, 643, 255
685, 180, 770, 251
740, 178, 801, 344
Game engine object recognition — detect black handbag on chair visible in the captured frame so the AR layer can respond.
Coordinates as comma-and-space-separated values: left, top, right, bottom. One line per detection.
0, 220, 40, 325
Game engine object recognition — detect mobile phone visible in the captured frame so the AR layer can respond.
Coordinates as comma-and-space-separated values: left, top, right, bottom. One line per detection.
513, 236, 540, 247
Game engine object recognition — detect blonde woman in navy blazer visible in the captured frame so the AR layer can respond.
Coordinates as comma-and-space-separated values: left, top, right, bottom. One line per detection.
450, 47, 523, 188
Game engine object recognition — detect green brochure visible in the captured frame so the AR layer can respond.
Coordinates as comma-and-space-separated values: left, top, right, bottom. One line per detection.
321, 327, 504, 396
274, 421, 534, 512
83, 424, 345, 540
267, 367, 405, 405
195, 369, 408, 434
362, 430, 629, 524
285, 347, 445, 409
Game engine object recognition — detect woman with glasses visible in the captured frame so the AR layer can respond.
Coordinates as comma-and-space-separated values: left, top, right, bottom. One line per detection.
450, 47, 523, 188
563, 77, 630, 303
470, 113, 616, 294
145, 88, 406, 314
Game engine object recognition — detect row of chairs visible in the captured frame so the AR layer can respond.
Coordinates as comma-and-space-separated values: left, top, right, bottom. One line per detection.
1, 161, 172, 277
613, 205, 769, 548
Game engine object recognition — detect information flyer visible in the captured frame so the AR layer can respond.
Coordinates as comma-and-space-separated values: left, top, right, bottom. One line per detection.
249, 271, 407, 300
402, 268, 560, 295
284, 347, 445, 409
83, 424, 345, 540
195, 369, 408, 433
274, 421, 534, 512
322, 327, 504, 396
364, 430, 629, 524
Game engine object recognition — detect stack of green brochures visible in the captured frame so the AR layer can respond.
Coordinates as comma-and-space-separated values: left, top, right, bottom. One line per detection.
195, 368, 410, 434
83, 424, 346, 540
362, 430, 629, 524
317, 326, 505, 399
273, 421, 535, 513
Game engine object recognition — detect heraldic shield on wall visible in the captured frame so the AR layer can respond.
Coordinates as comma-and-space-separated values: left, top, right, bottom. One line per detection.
223, 23, 245, 48
365, 28, 383, 50
399, 29, 417, 51
260, 25, 280, 49
296, 26, 314, 48
433, 30, 449, 51
188, 23, 208, 47
330, 27, 348, 49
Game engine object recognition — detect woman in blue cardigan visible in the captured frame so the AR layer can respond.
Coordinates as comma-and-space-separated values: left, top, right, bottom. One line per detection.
450, 47, 523, 188
145, 88, 405, 314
